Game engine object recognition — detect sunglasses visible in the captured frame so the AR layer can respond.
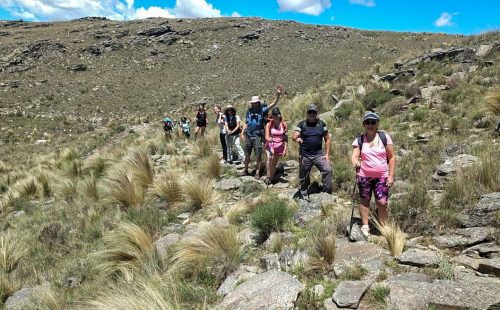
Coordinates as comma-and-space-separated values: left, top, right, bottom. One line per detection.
307, 111, 317, 115
363, 120, 377, 125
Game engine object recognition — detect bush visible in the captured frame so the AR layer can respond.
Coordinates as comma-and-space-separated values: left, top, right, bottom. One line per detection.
362, 90, 394, 110
251, 200, 292, 238
333, 160, 355, 191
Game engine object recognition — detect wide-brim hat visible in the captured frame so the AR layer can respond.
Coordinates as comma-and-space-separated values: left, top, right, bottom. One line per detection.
224, 105, 236, 113
249, 96, 261, 104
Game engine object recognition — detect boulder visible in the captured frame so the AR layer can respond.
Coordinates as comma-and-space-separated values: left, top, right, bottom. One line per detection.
476, 44, 493, 57
420, 85, 442, 101
346, 224, 365, 242
478, 258, 500, 277
432, 154, 479, 188
4, 287, 34, 310
396, 249, 440, 267
260, 253, 281, 271
334, 241, 389, 275
459, 192, 500, 228
332, 280, 372, 308
279, 247, 309, 272
217, 267, 259, 297
433, 227, 493, 248
214, 178, 242, 191
237, 228, 258, 247
218, 270, 304, 310
155, 233, 181, 256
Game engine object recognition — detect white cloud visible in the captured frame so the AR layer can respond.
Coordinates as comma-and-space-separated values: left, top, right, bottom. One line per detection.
0, 0, 225, 21
349, 0, 375, 7
435, 12, 457, 27
231, 12, 241, 17
277, 0, 331, 16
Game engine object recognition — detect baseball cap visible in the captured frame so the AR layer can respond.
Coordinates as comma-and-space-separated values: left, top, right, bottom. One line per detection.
362, 111, 381, 122
307, 104, 318, 113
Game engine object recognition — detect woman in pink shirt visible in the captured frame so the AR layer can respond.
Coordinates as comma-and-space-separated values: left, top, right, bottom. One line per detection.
351, 111, 396, 238
265, 107, 288, 185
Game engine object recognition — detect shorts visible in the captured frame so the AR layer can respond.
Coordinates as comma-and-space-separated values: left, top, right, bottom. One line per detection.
265, 142, 285, 156
183, 131, 190, 138
196, 122, 206, 128
245, 135, 263, 159
357, 176, 389, 202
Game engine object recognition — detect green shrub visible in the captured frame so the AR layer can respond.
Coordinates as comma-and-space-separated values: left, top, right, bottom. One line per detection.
333, 160, 355, 191
251, 200, 292, 238
413, 107, 429, 122
362, 90, 394, 110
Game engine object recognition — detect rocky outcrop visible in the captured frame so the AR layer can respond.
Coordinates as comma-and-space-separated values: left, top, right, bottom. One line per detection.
218, 270, 304, 310
332, 280, 372, 308
432, 154, 479, 189
459, 192, 500, 228
396, 249, 440, 267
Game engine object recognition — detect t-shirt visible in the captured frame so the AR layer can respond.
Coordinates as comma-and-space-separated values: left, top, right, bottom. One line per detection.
216, 113, 226, 134
352, 133, 393, 178
294, 120, 328, 157
245, 105, 268, 137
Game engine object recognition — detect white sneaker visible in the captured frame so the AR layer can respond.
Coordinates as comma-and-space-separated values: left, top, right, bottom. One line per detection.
361, 225, 370, 238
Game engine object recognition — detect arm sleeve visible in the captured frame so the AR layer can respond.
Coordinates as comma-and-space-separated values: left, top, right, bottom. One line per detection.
385, 133, 393, 145
352, 138, 359, 147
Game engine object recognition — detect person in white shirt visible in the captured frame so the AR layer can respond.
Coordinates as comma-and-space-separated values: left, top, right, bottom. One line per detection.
224, 105, 245, 164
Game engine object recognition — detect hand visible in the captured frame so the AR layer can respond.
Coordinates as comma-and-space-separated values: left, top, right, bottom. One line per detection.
276, 85, 284, 96
386, 176, 394, 188
296, 137, 303, 144
352, 161, 361, 170
324, 155, 330, 163
240, 133, 245, 141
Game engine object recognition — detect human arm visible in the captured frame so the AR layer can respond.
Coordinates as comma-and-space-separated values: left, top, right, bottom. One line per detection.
265, 122, 272, 142
268, 85, 284, 110
323, 132, 331, 163
351, 146, 361, 169
292, 130, 303, 144
386, 144, 396, 187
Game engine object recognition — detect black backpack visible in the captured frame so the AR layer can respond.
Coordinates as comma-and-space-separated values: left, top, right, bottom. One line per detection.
227, 115, 241, 135
356, 131, 388, 160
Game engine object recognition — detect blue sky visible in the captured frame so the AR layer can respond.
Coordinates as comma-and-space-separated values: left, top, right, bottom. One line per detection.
0, 0, 498, 35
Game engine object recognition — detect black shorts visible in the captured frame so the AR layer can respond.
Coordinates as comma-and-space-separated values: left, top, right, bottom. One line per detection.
245, 135, 263, 159
183, 131, 190, 138
196, 122, 206, 128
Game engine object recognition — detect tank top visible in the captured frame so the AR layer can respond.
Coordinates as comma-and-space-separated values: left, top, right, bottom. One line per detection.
268, 122, 285, 149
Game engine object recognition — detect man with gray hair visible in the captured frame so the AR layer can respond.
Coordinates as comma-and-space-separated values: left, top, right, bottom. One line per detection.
292, 104, 332, 199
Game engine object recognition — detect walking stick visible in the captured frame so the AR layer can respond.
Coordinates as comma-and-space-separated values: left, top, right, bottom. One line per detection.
348, 171, 359, 241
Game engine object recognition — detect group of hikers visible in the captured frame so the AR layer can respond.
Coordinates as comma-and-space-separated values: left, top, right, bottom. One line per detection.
163, 85, 396, 238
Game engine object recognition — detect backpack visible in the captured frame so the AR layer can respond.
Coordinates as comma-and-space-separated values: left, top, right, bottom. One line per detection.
227, 115, 241, 135
163, 119, 173, 131
246, 104, 268, 132
356, 131, 388, 161
297, 119, 327, 136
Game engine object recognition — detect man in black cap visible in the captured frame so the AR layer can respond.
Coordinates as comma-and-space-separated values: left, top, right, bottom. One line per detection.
292, 104, 332, 198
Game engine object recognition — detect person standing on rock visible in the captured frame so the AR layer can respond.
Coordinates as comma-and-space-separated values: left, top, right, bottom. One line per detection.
264, 107, 288, 185
194, 104, 208, 140
351, 111, 396, 238
224, 105, 245, 164
241, 86, 284, 178
214, 105, 228, 163
292, 104, 332, 198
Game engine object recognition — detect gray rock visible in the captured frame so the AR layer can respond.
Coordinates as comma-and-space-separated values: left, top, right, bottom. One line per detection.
218, 270, 304, 310
218, 272, 240, 297
391, 272, 433, 282
177, 212, 190, 220
460, 192, 500, 228
311, 284, 325, 296
260, 253, 281, 271
463, 242, 500, 257
215, 178, 242, 190
332, 280, 372, 308
420, 85, 442, 101
211, 217, 230, 227
237, 228, 258, 247
478, 258, 500, 277
432, 154, 479, 188
279, 248, 308, 272
5, 287, 34, 310
346, 224, 365, 242
137, 26, 174, 37
294, 200, 322, 227
68, 64, 87, 71
441, 143, 467, 158
334, 241, 389, 276
476, 44, 493, 57
155, 233, 181, 256
396, 249, 440, 267
13, 210, 25, 217
434, 227, 493, 248
64, 276, 81, 288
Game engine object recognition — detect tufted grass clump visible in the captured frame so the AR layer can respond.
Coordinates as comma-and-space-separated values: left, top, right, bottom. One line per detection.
251, 200, 292, 239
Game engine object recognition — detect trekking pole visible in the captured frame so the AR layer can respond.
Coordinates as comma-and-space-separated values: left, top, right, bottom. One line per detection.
348, 169, 359, 241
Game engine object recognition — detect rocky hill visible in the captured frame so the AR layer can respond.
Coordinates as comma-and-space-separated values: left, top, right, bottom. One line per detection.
1, 17, 466, 167
0, 18, 499, 310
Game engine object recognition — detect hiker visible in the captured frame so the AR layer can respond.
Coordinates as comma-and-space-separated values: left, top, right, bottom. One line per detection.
162, 117, 173, 139
351, 111, 396, 238
214, 105, 228, 163
264, 107, 288, 184
241, 85, 284, 178
224, 105, 245, 164
292, 104, 332, 198
194, 104, 208, 140
180, 116, 191, 139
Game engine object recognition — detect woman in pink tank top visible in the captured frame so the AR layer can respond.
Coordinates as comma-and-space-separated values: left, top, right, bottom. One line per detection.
265, 108, 288, 185
351, 111, 396, 238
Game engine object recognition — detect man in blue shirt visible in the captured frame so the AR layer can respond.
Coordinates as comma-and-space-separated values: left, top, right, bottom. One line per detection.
292, 104, 332, 198
241, 86, 284, 178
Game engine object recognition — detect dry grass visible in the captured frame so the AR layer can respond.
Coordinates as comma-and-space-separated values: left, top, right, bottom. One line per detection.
27, 284, 65, 310
152, 174, 183, 205
104, 170, 144, 208
171, 222, 241, 280
54, 178, 79, 203
374, 219, 407, 257
306, 219, 337, 272
92, 222, 160, 280
125, 149, 154, 190
82, 155, 114, 178
0, 161, 6, 174
190, 139, 213, 159
225, 200, 254, 224
35, 169, 53, 198
17, 176, 39, 197
80, 173, 100, 201
183, 175, 218, 210
0, 231, 27, 274
484, 88, 500, 116
199, 154, 222, 179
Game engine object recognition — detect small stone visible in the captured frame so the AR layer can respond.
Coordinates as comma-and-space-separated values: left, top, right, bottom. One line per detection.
177, 212, 190, 220
311, 284, 325, 296
260, 253, 281, 271
332, 280, 372, 308
214, 178, 242, 190
397, 249, 440, 267
155, 233, 181, 256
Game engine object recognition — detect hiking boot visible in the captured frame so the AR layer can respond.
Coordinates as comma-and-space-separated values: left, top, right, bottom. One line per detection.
361, 225, 370, 239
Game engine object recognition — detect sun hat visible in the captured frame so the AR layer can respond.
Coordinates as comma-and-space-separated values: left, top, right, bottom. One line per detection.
362, 111, 380, 122
249, 96, 261, 104
224, 105, 236, 113
307, 104, 318, 113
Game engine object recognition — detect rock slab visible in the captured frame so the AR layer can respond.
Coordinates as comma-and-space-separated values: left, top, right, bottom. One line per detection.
397, 249, 440, 267
332, 280, 372, 309
218, 270, 304, 310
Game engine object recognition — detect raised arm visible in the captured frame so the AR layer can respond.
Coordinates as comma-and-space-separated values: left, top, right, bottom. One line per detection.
268, 85, 284, 110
